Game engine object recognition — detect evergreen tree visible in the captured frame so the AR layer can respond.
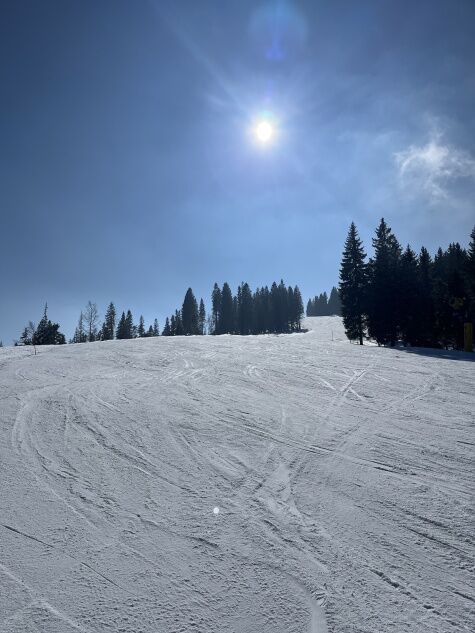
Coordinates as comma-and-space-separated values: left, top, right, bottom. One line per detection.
20, 321, 35, 346
153, 318, 160, 336
116, 312, 126, 339
399, 246, 420, 346
137, 315, 146, 338
211, 283, 221, 334
339, 222, 368, 345
32, 304, 66, 345
219, 283, 234, 334
414, 246, 436, 347
327, 287, 342, 315
102, 302, 116, 341
290, 285, 304, 331
124, 310, 134, 339
306, 298, 313, 317
174, 310, 184, 335
146, 325, 154, 337
198, 299, 206, 335
465, 226, 475, 330
367, 218, 402, 346
238, 282, 253, 334
182, 288, 199, 335
162, 317, 171, 336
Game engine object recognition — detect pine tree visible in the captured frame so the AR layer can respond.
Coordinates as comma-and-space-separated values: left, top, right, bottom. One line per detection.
137, 315, 146, 338
339, 222, 368, 345
147, 325, 154, 337
367, 218, 402, 346
153, 318, 160, 336
125, 310, 134, 339
174, 310, 184, 335
102, 302, 116, 341
198, 299, 206, 335
306, 298, 313, 317
219, 283, 234, 334
116, 312, 126, 339
32, 304, 65, 345
162, 317, 171, 336
291, 285, 304, 331
328, 287, 342, 315
182, 288, 199, 335
466, 226, 475, 331
211, 283, 221, 334
238, 283, 253, 334
399, 246, 420, 346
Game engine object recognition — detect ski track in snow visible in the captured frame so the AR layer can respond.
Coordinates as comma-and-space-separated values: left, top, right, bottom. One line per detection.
0, 317, 473, 632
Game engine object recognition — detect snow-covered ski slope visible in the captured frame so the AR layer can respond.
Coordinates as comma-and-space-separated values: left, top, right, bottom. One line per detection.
0, 317, 473, 633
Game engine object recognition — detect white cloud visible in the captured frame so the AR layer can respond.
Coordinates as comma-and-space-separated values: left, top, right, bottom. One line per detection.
394, 136, 475, 201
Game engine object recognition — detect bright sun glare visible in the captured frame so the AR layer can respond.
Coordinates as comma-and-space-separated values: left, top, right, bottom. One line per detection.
254, 120, 274, 144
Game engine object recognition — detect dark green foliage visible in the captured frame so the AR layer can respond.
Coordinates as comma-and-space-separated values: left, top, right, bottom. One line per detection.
219, 283, 234, 334
238, 283, 253, 334
211, 283, 221, 334
306, 287, 341, 316
339, 222, 368, 345
137, 315, 146, 338
327, 287, 342, 315
182, 288, 199, 335
198, 299, 206, 335
125, 310, 134, 339
366, 218, 402, 346
162, 317, 171, 336
339, 220, 473, 349
153, 318, 160, 336
102, 302, 116, 341
32, 304, 66, 345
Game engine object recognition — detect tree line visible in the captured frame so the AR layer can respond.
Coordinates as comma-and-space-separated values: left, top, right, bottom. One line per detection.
162, 281, 304, 336
339, 218, 475, 349
306, 287, 341, 316
16, 280, 304, 347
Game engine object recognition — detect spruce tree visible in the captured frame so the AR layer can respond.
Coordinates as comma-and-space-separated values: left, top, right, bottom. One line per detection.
328, 287, 342, 315
137, 315, 146, 338
367, 218, 402, 346
116, 312, 126, 339
102, 302, 116, 340
399, 246, 420, 346
339, 222, 368, 345
125, 310, 134, 339
198, 299, 206, 335
182, 288, 199, 335
174, 310, 184, 336
211, 283, 221, 334
162, 317, 171, 336
219, 283, 234, 334
238, 283, 253, 334
32, 304, 66, 345
466, 226, 475, 330
153, 318, 160, 336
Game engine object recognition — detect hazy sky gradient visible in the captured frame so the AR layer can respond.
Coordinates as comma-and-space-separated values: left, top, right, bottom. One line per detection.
1, 0, 474, 343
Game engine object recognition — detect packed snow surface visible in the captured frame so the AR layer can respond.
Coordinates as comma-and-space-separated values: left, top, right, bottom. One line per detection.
0, 317, 473, 632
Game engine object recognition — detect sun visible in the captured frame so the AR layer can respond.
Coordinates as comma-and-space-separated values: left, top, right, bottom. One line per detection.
254, 120, 274, 144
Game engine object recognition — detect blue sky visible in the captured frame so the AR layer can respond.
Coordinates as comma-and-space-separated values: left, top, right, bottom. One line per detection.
1, 0, 474, 344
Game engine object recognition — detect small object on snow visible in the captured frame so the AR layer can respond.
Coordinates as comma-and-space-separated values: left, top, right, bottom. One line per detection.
213, 506, 220, 515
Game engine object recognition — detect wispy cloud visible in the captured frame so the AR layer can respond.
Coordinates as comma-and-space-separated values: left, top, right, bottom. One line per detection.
394, 135, 475, 201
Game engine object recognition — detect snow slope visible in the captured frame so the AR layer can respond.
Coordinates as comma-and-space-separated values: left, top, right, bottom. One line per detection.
0, 317, 473, 633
